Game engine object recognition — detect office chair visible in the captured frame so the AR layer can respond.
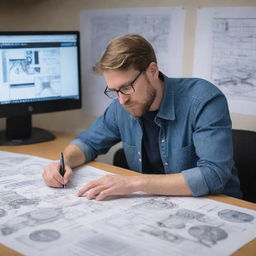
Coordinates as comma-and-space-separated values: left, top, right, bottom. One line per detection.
232, 129, 256, 203
113, 129, 256, 203
113, 148, 129, 169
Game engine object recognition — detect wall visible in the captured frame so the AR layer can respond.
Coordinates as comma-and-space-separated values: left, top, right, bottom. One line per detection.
0, 0, 255, 163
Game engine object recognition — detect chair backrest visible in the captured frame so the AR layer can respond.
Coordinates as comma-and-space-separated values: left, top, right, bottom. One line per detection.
113, 148, 129, 169
232, 129, 256, 203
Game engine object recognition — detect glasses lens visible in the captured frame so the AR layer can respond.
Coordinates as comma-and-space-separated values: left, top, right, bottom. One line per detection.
105, 89, 118, 99
119, 85, 134, 95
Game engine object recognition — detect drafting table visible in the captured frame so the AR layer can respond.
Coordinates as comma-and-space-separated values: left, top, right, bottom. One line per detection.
0, 131, 255, 256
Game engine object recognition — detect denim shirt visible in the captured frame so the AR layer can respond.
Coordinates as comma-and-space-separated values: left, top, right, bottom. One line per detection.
71, 74, 241, 198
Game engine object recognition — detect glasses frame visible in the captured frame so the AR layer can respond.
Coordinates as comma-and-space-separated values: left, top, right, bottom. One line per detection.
104, 70, 143, 99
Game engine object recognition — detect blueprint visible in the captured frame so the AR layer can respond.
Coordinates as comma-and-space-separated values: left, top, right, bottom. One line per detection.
80, 7, 185, 117
0, 150, 255, 256
193, 7, 256, 116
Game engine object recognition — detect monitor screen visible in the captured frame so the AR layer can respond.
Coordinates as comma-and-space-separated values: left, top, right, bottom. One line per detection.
0, 31, 81, 145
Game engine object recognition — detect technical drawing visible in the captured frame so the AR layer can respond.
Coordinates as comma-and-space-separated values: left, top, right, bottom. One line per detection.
158, 209, 205, 229
142, 228, 186, 244
1, 207, 62, 236
132, 197, 177, 210
158, 214, 186, 229
211, 18, 256, 100
188, 225, 228, 247
217, 209, 255, 223
0, 151, 256, 256
8, 198, 40, 209
29, 229, 61, 242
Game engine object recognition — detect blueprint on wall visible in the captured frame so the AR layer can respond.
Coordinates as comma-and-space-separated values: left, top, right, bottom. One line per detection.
0, 150, 255, 256
80, 7, 185, 117
193, 7, 256, 116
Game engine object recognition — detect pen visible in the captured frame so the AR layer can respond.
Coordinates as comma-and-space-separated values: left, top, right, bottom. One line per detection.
60, 152, 66, 188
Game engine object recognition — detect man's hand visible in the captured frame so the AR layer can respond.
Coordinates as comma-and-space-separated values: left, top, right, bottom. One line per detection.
77, 175, 139, 201
42, 144, 86, 188
42, 161, 72, 188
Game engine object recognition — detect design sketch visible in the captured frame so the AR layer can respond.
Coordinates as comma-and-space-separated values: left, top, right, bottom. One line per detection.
158, 209, 205, 229
8, 198, 40, 209
29, 229, 61, 242
211, 18, 256, 100
0, 151, 256, 256
193, 7, 256, 116
1, 207, 62, 236
142, 228, 187, 244
132, 197, 177, 210
218, 209, 255, 223
188, 225, 228, 247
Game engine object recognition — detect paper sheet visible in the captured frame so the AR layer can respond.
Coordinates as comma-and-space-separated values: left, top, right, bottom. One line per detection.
80, 7, 186, 117
193, 7, 256, 116
0, 150, 255, 256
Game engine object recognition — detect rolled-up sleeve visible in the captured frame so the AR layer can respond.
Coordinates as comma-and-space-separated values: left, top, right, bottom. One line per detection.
182, 92, 234, 196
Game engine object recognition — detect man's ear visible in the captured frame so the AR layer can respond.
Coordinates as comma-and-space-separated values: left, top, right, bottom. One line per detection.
147, 62, 159, 80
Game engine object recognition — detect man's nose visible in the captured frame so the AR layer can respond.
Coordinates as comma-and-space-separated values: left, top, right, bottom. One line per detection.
118, 93, 129, 105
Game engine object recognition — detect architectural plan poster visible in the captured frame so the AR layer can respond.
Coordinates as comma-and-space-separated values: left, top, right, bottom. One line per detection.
193, 7, 256, 116
80, 7, 185, 117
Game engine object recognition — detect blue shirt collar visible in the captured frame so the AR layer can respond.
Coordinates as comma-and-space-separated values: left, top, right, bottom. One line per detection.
157, 73, 175, 120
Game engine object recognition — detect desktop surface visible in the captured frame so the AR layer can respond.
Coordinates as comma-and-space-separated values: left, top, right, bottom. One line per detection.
0, 131, 255, 256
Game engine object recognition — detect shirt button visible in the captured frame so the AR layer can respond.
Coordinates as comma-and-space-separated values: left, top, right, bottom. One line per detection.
139, 158, 142, 162
164, 162, 168, 166
138, 151, 141, 155
161, 139, 165, 143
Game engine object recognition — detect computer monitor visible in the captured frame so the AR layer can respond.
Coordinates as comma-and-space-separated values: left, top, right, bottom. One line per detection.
0, 31, 81, 145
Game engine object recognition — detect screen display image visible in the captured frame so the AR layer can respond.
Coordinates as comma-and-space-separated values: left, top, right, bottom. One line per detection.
0, 31, 81, 145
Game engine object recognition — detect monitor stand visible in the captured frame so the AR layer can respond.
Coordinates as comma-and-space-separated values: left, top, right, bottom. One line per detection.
0, 115, 55, 146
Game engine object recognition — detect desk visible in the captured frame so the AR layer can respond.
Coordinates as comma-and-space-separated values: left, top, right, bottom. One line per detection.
0, 131, 255, 256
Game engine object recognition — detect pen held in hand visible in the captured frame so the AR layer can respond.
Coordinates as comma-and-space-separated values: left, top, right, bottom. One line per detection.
60, 152, 66, 188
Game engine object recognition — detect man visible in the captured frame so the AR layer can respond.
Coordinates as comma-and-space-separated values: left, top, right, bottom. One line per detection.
43, 34, 241, 201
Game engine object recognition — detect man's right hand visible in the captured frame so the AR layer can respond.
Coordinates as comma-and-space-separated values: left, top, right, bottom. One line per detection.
42, 161, 73, 188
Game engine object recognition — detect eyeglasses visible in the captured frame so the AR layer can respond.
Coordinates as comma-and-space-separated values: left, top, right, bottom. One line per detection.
104, 71, 143, 99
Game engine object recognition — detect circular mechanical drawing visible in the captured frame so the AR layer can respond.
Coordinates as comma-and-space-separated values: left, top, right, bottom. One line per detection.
29, 229, 61, 242
175, 209, 204, 221
158, 215, 186, 229
8, 198, 39, 209
0, 208, 7, 217
143, 229, 185, 243
218, 209, 254, 223
29, 208, 60, 221
133, 199, 177, 210
188, 225, 228, 245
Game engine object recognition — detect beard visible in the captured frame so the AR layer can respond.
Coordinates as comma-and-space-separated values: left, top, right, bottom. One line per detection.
123, 82, 157, 117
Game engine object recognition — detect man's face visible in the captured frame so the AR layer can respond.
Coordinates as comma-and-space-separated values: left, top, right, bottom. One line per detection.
103, 69, 157, 117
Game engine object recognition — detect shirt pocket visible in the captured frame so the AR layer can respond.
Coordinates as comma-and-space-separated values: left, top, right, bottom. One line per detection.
123, 142, 138, 172
170, 144, 198, 172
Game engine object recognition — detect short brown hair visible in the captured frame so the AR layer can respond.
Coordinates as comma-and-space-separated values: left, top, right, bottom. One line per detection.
93, 34, 157, 74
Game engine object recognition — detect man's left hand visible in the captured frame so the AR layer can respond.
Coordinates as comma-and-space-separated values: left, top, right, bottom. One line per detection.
77, 174, 139, 201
